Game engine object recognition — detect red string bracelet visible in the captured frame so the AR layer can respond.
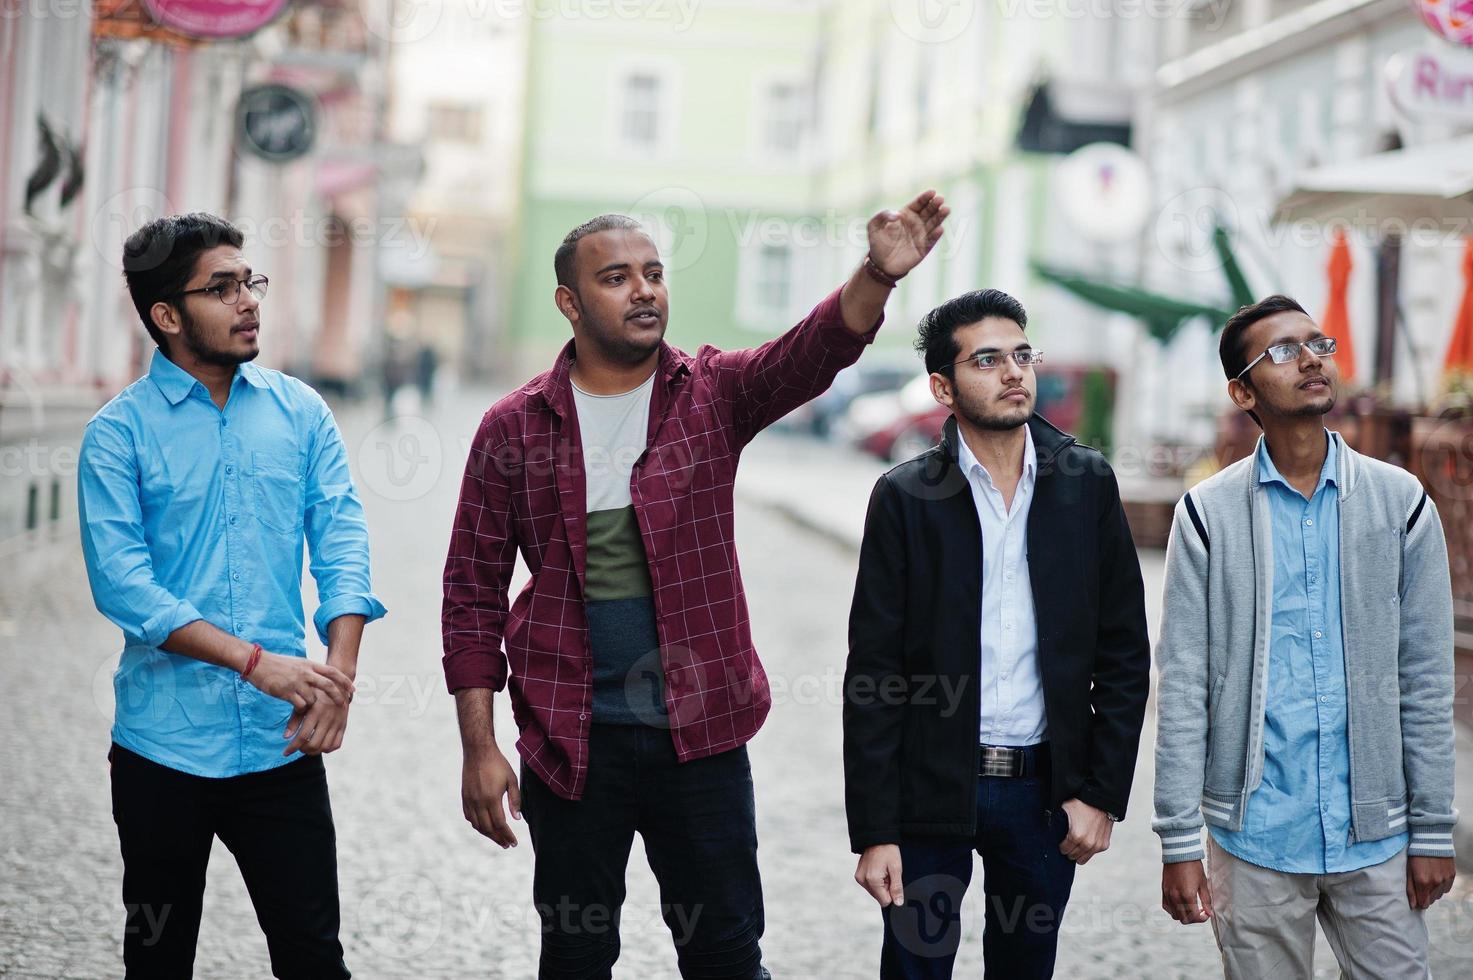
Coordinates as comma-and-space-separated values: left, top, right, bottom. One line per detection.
240, 642, 263, 679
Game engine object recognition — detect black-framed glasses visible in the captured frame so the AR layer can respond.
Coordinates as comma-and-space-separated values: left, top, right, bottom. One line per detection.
951, 349, 1044, 371
176, 274, 269, 305
1236, 336, 1336, 381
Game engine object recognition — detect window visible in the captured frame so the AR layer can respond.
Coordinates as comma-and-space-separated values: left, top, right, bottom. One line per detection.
622, 73, 662, 147
764, 82, 806, 155
427, 102, 482, 143
755, 243, 791, 314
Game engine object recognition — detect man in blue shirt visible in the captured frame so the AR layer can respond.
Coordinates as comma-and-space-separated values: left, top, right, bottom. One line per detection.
78, 212, 386, 979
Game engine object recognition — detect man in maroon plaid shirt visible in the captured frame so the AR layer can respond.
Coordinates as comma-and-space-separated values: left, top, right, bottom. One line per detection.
443, 190, 949, 978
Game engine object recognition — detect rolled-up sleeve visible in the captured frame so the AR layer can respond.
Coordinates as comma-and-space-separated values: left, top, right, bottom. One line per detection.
78, 418, 203, 647
303, 399, 386, 645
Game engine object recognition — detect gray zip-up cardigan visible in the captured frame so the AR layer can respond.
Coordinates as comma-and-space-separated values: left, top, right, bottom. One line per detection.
1152, 431, 1457, 864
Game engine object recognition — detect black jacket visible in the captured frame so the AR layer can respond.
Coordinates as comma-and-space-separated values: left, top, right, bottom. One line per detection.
843, 414, 1151, 853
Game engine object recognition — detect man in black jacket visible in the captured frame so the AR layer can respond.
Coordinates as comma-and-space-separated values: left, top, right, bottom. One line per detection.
843, 289, 1151, 979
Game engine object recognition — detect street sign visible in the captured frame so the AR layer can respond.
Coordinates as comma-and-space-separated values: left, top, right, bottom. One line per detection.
1385, 44, 1473, 125
140, 0, 291, 40
235, 84, 317, 164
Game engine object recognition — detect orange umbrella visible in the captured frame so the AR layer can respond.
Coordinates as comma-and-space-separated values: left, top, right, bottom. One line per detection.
1442, 238, 1473, 375
1321, 228, 1357, 384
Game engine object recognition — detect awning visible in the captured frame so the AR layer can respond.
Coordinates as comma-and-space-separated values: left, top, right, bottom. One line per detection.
1273, 137, 1473, 227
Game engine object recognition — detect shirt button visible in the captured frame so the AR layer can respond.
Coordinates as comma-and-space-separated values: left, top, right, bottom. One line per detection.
226, 466, 235, 476
1305, 518, 1313, 526
232, 571, 240, 581
229, 515, 237, 525
1314, 630, 1323, 639
578, 713, 587, 721
235, 623, 244, 633
1319, 695, 1329, 703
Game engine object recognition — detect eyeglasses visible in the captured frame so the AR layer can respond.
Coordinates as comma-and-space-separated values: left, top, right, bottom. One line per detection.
176, 274, 269, 306
951, 349, 1044, 371
1235, 336, 1336, 381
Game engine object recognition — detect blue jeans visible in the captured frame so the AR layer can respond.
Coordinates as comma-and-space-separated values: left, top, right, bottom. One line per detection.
520, 724, 768, 980
880, 768, 1075, 979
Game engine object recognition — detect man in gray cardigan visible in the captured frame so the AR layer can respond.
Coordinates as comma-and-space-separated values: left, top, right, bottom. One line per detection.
1153, 295, 1457, 977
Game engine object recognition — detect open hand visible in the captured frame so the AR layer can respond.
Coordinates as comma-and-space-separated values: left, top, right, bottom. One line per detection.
867, 189, 949, 278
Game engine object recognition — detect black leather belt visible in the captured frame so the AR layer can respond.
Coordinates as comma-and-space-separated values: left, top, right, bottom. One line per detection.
978, 742, 1048, 778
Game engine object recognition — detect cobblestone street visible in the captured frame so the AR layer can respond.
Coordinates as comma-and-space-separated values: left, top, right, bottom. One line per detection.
4, 384, 1473, 978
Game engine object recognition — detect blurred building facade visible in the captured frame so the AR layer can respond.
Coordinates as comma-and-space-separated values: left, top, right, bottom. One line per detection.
0, 0, 419, 541
384, 0, 528, 384
503, 0, 1150, 398
1135, 0, 1473, 447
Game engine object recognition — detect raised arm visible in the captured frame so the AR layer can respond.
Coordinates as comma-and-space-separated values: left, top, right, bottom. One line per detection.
711, 190, 949, 446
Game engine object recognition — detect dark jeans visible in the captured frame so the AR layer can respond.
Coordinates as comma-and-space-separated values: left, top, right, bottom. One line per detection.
520, 724, 767, 980
108, 743, 349, 980
880, 755, 1076, 980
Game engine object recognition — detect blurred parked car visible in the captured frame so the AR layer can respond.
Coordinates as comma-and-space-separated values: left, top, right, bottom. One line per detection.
774, 355, 921, 437
847, 366, 1117, 462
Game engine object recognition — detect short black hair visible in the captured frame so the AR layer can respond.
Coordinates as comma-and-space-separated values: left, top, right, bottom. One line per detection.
1218, 294, 1310, 382
914, 288, 1028, 375
554, 214, 646, 289
1219, 294, 1309, 428
122, 212, 244, 350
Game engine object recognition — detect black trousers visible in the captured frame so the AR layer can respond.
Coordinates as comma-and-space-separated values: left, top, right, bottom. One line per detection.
521, 724, 769, 980
108, 743, 350, 980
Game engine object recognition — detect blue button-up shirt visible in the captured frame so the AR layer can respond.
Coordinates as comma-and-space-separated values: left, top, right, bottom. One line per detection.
78, 351, 386, 777
1212, 431, 1406, 872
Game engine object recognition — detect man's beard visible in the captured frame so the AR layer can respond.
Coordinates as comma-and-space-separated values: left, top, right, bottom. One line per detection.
177, 305, 257, 367
1254, 381, 1336, 420
577, 297, 663, 365
954, 387, 1031, 432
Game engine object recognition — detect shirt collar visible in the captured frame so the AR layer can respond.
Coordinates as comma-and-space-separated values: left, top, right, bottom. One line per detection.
1256, 428, 1338, 494
148, 349, 268, 405
956, 422, 1037, 490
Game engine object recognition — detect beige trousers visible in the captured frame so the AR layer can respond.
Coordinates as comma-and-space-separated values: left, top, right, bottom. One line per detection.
1207, 836, 1431, 980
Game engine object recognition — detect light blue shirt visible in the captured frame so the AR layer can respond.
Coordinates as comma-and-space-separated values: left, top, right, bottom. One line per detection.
956, 426, 1044, 746
1212, 431, 1406, 872
78, 351, 386, 777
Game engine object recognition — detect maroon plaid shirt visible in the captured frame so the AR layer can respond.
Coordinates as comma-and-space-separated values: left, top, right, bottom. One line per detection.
442, 286, 880, 799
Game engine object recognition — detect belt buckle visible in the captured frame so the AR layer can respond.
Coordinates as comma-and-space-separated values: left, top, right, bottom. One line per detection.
980, 746, 1022, 778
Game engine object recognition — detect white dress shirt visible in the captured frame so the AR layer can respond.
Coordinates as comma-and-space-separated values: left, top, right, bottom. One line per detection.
956, 425, 1047, 746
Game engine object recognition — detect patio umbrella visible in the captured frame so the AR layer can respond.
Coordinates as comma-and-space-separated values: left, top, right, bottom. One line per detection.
1444, 238, 1473, 376
1321, 228, 1357, 383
